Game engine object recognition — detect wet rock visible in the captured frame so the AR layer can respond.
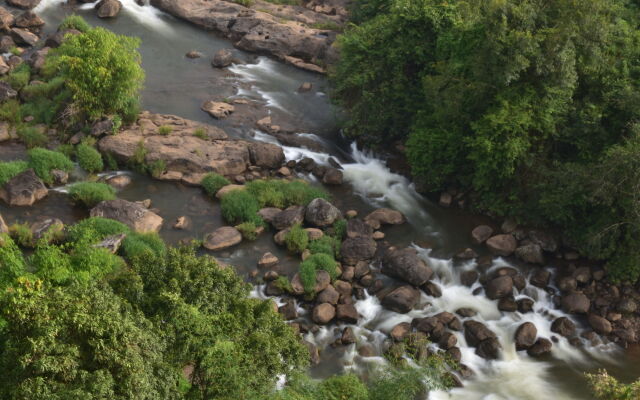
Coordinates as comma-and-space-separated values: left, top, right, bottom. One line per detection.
460, 270, 479, 287
0, 81, 18, 102
298, 82, 313, 92
501, 219, 518, 233
258, 252, 278, 268
613, 328, 637, 343
317, 285, 340, 305
30, 217, 63, 241
561, 293, 590, 314
528, 230, 558, 252
106, 174, 132, 189
7, 0, 40, 9
202, 100, 234, 119
364, 208, 405, 230
381, 285, 420, 313
346, 218, 373, 239
617, 298, 637, 314
0, 7, 14, 30
471, 225, 493, 244
422, 281, 442, 298
557, 276, 577, 292
11, 28, 38, 47
15, 11, 44, 28
278, 300, 298, 320
456, 308, 477, 318
354, 261, 370, 278
485, 275, 513, 300
322, 167, 343, 185
211, 48, 233, 68
341, 327, 356, 345
312, 303, 335, 324
0, 36, 14, 53
185, 50, 202, 58
551, 317, 576, 337
305, 340, 320, 365
340, 237, 376, 264
248, 141, 284, 168
517, 298, 534, 313
264, 270, 278, 281
216, 184, 245, 199
439, 332, 458, 350
455, 248, 478, 259
341, 266, 354, 282
476, 338, 501, 360
529, 268, 551, 288
439, 192, 452, 207
273, 229, 289, 246
0, 169, 47, 206
382, 247, 433, 286
515, 322, 537, 350
447, 347, 462, 363
272, 205, 305, 230
305, 198, 341, 227
515, 244, 545, 264
90, 199, 163, 233
336, 303, 359, 324
334, 280, 352, 297
573, 267, 592, 285
588, 314, 612, 335
414, 317, 445, 340
498, 296, 517, 312
96, 0, 122, 17
358, 344, 375, 357
291, 270, 330, 295
203, 226, 242, 250
527, 338, 552, 357
486, 234, 517, 256
464, 320, 497, 347
258, 207, 282, 224
390, 322, 411, 341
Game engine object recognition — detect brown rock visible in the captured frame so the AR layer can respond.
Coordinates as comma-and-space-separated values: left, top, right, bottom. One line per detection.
7, 0, 40, 9
15, 11, 44, 28
336, 303, 359, 323
312, 303, 335, 324
0, 169, 48, 206
381, 285, 420, 313
11, 28, 38, 47
390, 322, 411, 341
341, 327, 356, 345
211, 48, 233, 68
90, 199, 163, 233
561, 293, 590, 314
551, 317, 576, 337
364, 208, 405, 229
486, 234, 517, 256
202, 100, 234, 119
258, 252, 278, 268
485, 275, 513, 300
203, 226, 242, 250
514, 322, 537, 350
106, 174, 132, 189
317, 285, 340, 305
527, 338, 552, 357
471, 225, 493, 244
588, 314, 612, 335
0, 7, 14, 30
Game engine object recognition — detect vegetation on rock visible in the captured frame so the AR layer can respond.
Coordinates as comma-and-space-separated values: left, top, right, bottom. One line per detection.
68, 182, 116, 208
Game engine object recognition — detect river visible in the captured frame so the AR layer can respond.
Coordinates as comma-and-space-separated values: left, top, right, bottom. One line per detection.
2, 1, 639, 398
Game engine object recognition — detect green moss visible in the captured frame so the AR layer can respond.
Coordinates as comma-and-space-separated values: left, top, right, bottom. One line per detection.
68, 182, 116, 208
76, 143, 104, 173
201, 173, 230, 197
27, 148, 74, 185
308, 235, 340, 258
0, 161, 29, 186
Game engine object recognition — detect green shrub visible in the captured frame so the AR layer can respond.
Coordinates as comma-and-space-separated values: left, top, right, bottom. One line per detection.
0, 161, 28, 186
201, 173, 230, 197
48, 26, 144, 120
273, 276, 293, 293
55, 144, 75, 158
69, 244, 125, 283
236, 222, 258, 241
132, 140, 147, 165
0, 234, 26, 289
332, 218, 347, 240
308, 235, 340, 258
9, 223, 33, 248
30, 244, 73, 284
105, 152, 119, 170
285, 223, 308, 254
246, 179, 329, 208
59, 14, 91, 32
4, 63, 30, 91
122, 232, 166, 260
17, 126, 47, 149
27, 147, 74, 185
158, 125, 172, 135
0, 99, 22, 124
68, 182, 116, 208
76, 143, 104, 173
220, 189, 262, 225
66, 216, 130, 244
318, 374, 369, 400
299, 258, 317, 293
299, 253, 339, 293
586, 370, 640, 400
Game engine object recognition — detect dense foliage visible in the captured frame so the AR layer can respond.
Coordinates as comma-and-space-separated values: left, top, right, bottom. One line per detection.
68, 182, 116, 207
333, 0, 640, 281
587, 370, 640, 400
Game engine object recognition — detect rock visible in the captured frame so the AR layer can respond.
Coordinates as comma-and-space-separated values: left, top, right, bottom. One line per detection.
464, 320, 497, 347
106, 174, 131, 189
390, 322, 411, 341
381, 285, 420, 313
336, 303, 359, 323
215, 184, 245, 199
517, 298, 534, 313
340, 237, 377, 264
501, 219, 518, 233
322, 167, 343, 185
30, 217, 63, 241
304, 340, 320, 365
515, 244, 545, 264
185, 50, 202, 58
305, 228, 323, 241
93, 233, 126, 253
312, 303, 335, 324
263, 270, 278, 281
460, 270, 479, 287
272, 206, 305, 230
497, 296, 517, 312
305, 198, 341, 227
573, 267, 592, 285
258, 252, 278, 268
7, 0, 40, 9
203, 226, 242, 250
456, 308, 477, 318
528, 230, 558, 252
561, 293, 590, 314
90, 199, 163, 233
291, 270, 330, 295
91, 117, 116, 137
341, 327, 356, 345
551, 317, 576, 337
471, 225, 494, 244
317, 285, 340, 305
486, 234, 517, 256
346, 218, 373, 239
173, 216, 191, 230
202, 100, 234, 119
476, 338, 501, 360
278, 300, 298, 320
437, 332, 457, 350
414, 317, 445, 340
447, 347, 462, 363
382, 247, 433, 286
557, 276, 577, 292
96, 0, 122, 17
0, 36, 15, 53
298, 82, 313, 92
514, 322, 537, 350
422, 281, 442, 298
0, 81, 17, 102
439, 192, 452, 207
529, 268, 551, 288
211, 48, 233, 68
485, 275, 513, 300
617, 298, 637, 314
11, 28, 38, 47
358, 344, 375, 357
258, 207, 282, 223
277, 166, 291, 176
588, 314, 612, 335
455, 248, 478, 259
345, 210, 357, 218
0, 169, 47, 206
0, 57, 9, 76
0, 7, 14, 30
372, 231, 385, 240
0, 214, 7, 234
341, 266, 354, 282
50, 169, 68, 185
273, 229, 289, 246
364, 208, 405, 229
248, 142, 285, 169
15, 11, 44, 28
527, 338, 552, 357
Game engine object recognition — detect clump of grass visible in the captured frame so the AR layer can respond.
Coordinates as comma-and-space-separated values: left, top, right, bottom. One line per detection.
285, 223, 308, 254
236, 222, 258, 241
76, 143, 104, 173
0, 161, 29, 186
246, 179, 329, 209
299, 253, 339, 293
4, 63, 31, 91
55, 144, 75, 159
9, 223, 33, 248
59, 14, 91, 33
308, 235, 340, 258
220, 189, 263, 225
27, 148, 74, 185
121, 232, 166, 260
274, 276, 293, 293
158, 125, 172, 135
332, 218, 347, 240
231, 0, 253, 6
68, 182, 116, 208
146, 159, 166, 178
201, 173, 230, 197
0, 99, 22, 125
104, 152, 119, 170
132, 140, 147, 165
66, 217, 130, 244
193, 127, 207, 140
17, 126, 48, 149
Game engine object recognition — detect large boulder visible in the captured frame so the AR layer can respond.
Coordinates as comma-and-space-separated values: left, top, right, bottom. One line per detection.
588, 314, 612, 335
211, 48, 233, 68
485, 275, 513, 300
202, 100, 234, 119
476, 338, 501, 360
381, 285, 420, 313
312, 303, 335, 324
514, 322, 537, 351
471, 225, 493, 244
248, 142, 285, 169
486, 234, 517, 256
336, 303, 359, 324
340, 237, 376, 264
463, 320, 497, 347
90, 199, 163, 233
550, 317, 576, 337
15, 11, 44, 28
203, 226, 242, 250
322, 168, 343, 185
96, 0, 122, 18
561, 293, 590, 314
364, 208, 405, 229
271, 206, 305, 230
529, 268, 551, 288
346, 218, 373, 239
316, 285, 340, 305
258, 207, 282, 224
290, 270, 330, 295
7, 0, 40, 9
515, 244, 545, 265
0, 7, 14, 30
382, 247, 433, 286
10, 28, 38, 47
0, 169, 48, 206
527, 338, 552, 357
304, 198, 341, 227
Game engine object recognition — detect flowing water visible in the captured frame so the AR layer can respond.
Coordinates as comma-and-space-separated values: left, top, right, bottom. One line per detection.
1, 1, 639, 398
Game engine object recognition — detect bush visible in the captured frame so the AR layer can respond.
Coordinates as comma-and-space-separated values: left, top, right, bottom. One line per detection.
0, 234, 26, 289
30, 244, 73, 284
0, 161, 28, 186
27, 147, 74, 185
0, 99, 22, 124
308, 235, 340, 258
68, 182, 116, 208
121, 232, 166, 260
55, 144, 75, 158
59, 14, 91, 32
66, 216, 130, 244
4, 63, 30, 91
299, 253, 338, 293
246, 179, 329, 208
220, 189, 262, 225
9, 223, 33, 248
285, 223, 308, 254
586, 370, 640, 400
201, 173, 230, 197
48, 26, 144, 121
236, 222, 258, 241
69, 244, 126, 283
76, 143, 104, 173
17, 126, 47, 149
